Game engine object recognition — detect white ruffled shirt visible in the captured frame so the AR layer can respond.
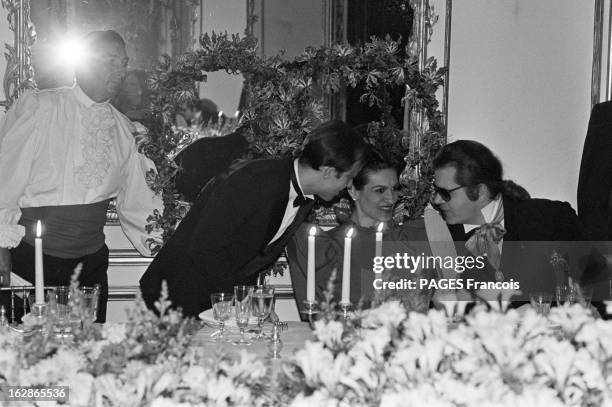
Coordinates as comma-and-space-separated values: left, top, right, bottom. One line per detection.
0, 84, 163, 256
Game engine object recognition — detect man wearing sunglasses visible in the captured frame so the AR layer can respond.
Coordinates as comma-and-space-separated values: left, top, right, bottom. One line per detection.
426, 140, 578, 302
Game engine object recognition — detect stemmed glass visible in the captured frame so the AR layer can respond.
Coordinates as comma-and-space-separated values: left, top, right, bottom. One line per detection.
79, 285, 100, 323
251, 286, 275, 341
555, 285, 572, 306
210, 293, 234, 341
529, 292, 552, 316
233, 285, 253, 346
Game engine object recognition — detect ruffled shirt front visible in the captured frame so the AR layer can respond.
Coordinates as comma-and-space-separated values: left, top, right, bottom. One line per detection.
0, 84, 163, 256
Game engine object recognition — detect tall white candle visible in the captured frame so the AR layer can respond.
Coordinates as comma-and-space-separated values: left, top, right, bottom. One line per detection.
34, 220, 44, 304
375, 222, 384, 258
306, 226, 316, 302
341, 227, 354, 304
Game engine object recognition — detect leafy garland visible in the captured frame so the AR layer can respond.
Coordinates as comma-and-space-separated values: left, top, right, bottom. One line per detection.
141, 21, 446, 254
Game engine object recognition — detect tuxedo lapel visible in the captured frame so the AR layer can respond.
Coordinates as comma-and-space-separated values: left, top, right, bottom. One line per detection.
265, 200, 316, 254
261, 159, 293, 245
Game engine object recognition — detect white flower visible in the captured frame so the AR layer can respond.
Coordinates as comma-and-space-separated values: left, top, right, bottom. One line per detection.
532, 338, 576, 388
380, 386, 453, 407
220, 350, 267, 381
20, 348, 85, 385
151, 398, 193, 407
362, 301, 406, 329
293, 341, 335, 386
290, 389, 336, 407
60, 372, 94, 407
350, 326, 391, 361
101, 324, 127, 343
181, 365, 208, 390
152, 372, 179, 397
314, 319, 344, 348
205, 375, 237, 404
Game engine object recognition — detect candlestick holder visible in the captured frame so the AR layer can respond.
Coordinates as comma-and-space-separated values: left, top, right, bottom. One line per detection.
337, 301, 353, 320
29, 303, 50, 331
300, 300, 320, 329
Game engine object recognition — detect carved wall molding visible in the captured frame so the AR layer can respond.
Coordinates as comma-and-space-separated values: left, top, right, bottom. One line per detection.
1, 0, 35, 109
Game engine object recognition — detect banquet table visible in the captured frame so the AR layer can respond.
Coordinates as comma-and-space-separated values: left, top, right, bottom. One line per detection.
191, 321, 313, 359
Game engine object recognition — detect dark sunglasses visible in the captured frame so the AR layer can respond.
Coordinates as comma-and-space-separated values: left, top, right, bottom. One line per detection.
431, 184, 466, 202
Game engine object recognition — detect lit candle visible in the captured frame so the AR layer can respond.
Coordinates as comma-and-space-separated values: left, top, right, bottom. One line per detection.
375, 222, 384, 258
34, 220, 44, 304
306, 226, 316, 302
218, 110, 223, 119
341, 227, 354, 304
234, 110, 240, 118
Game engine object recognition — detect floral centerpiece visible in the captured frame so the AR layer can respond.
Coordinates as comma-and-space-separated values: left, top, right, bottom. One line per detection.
2, 286, 611, 406
0, 284, 270, 407
280, 302, 612, 406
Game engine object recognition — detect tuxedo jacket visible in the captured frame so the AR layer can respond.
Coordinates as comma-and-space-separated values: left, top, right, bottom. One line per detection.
578, 101, 612, 240
173, 132, 248, 202
446, 196, 578, 299
140, 158, 315, 317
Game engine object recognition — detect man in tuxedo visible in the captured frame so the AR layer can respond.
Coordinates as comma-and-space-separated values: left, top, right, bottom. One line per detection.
140, 120, 367, 317
576, 102, 612, 306
578, 101, 612, 241
427, 140, 578, 301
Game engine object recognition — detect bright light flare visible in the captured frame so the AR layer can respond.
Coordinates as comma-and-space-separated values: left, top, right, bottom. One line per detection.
55, 37, 88, 68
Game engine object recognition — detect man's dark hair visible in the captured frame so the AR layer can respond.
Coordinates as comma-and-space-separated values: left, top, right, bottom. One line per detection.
82, 30, 126, 54
299, 120, 367, 173
433, 140, 504, 201
352, 150, 398, 190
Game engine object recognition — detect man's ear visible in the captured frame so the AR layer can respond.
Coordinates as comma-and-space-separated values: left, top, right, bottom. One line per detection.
320, 166, 336, 179
347, 182, 358, 201
476, 183, 490, 202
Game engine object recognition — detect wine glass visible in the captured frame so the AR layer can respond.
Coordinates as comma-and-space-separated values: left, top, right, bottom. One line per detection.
79, 285, 100, 323
233, 285, 253, 346
529, 292, 552, 316
210, 293, 233, 341
251, 286, 274, 340
555, 285, 570, 306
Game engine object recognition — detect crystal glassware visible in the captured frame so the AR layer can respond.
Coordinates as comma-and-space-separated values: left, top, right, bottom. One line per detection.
571, 285, 593, 308
210, 292, 234, 341
251, 286, 274, 340
529, 292, 552, 316
79, 285, 100, 323
555, 285, 571, 306
233, 285, 253, 346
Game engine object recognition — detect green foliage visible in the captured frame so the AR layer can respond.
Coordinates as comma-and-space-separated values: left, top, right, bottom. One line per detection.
142, 30, 446, 253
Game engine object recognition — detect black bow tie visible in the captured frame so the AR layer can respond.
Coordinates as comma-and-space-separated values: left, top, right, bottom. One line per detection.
293, 195, 313, 207
290, 163, 312, 207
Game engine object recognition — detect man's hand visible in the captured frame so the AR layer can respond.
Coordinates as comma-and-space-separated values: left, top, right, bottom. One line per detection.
0, 247, 11, 286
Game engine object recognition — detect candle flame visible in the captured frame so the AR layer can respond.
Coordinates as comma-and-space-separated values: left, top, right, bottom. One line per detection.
377, 222, 384, 233
346, 227, 354, 239
234, 110, 240, 118
218, 110, 223, 118
309, 226, 317, 236
36, 220, 41, 237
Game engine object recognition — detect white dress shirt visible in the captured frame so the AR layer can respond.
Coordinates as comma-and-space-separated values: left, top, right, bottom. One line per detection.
0, 84, 163, 256
267, 159, 314, 245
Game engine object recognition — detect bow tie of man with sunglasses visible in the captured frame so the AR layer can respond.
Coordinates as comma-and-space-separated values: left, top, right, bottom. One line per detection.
0, 30, 163, 323
424, 140, 578, 305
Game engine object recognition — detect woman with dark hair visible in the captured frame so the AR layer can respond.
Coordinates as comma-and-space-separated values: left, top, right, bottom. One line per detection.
287, 152, 432, 310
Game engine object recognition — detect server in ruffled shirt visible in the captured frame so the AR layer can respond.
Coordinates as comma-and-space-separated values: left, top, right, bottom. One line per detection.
0, 30, 163, 322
